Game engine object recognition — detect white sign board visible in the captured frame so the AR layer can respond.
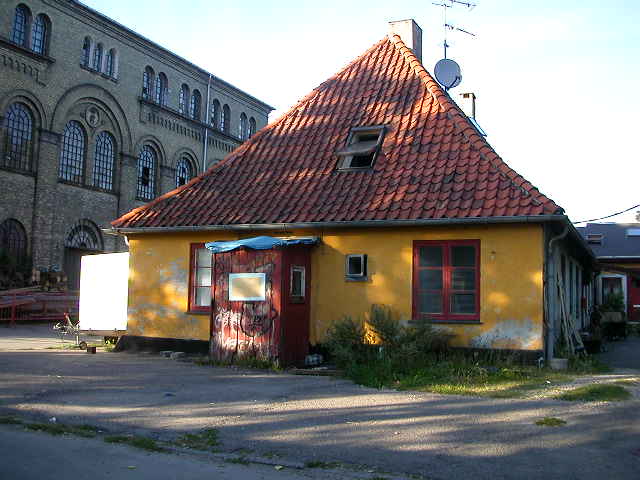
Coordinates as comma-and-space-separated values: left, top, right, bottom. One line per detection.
79, 252, 129, 331
229, 273, 266, 301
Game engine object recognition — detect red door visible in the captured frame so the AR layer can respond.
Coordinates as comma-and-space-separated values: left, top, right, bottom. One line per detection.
627, 276, 640, 321
280, 246, 312, 366
210, 248, 282, 362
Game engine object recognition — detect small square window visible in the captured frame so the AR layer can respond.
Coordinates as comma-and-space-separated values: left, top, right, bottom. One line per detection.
337, 125, 385, 170
346, 254, 367, 280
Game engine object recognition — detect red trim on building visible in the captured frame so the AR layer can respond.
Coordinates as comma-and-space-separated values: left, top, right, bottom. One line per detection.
412, 240, 480, 323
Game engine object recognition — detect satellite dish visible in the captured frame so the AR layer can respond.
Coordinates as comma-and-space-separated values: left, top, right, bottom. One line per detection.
434, 58, 462, 90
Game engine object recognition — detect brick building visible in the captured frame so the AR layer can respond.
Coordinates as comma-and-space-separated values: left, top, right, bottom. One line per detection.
0, 0, 272, 287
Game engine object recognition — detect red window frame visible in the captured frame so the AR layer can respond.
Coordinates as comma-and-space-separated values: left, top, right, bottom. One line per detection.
412, 240, 480, 322
188, 243, 212, 313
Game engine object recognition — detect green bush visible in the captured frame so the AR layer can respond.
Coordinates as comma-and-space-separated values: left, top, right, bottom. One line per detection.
324, 315, 368, 368
324, 305, 450, 373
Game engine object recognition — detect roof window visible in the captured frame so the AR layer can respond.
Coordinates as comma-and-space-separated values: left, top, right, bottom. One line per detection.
586, 234, 603, 245
627, 228, 640, 237
337, 125, 385, 170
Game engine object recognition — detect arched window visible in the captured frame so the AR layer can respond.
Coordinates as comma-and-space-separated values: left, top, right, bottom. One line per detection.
2, 103, 34, 172
142, 66, 154, 99
11, 5, 30, 47
58, 121, 85, 183
82, 37, 91, 66
249, 117, 257, 138
136, 145, 157, 200
222, 104, 230, 134
239, 113, 248, 140
178, 84, 189, 115
31, 14, 49, 55
190, 90, 202, 120
210, 100, 221, 128
105, 49, 115, 77
155, 73, 168, 106
92, 43, 103, 71
93, 132, 115, 191
175, 156, 194, 187
65, 219, 103, 251
0, 219, 28, 261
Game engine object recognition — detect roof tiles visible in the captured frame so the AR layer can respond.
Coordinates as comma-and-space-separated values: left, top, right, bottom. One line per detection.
113, 35, 562, 230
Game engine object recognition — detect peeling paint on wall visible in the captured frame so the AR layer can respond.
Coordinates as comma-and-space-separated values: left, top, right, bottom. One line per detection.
126, 224, 545, 349
469, 318, 542, 350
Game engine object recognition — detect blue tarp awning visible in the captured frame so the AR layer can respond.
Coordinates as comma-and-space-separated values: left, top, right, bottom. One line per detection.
205, 236, 318, 254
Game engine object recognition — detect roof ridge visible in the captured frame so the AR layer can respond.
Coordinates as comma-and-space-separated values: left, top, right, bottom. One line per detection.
387, 34, 561, 214
112, 38, 391, 228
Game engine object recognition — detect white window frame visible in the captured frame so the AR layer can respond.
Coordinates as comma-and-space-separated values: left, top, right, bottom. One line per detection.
345, 254, 367, 280
290, 265, 306, 298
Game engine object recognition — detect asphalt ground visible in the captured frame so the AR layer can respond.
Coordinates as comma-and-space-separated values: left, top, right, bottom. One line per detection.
1, 325, 639, 480
0, 425, 369, 480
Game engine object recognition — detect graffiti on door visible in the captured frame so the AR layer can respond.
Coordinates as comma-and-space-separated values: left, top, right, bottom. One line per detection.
211, 249, 282, 362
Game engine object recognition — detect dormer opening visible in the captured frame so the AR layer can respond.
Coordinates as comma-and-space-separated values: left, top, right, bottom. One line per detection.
337, 125, 386, 170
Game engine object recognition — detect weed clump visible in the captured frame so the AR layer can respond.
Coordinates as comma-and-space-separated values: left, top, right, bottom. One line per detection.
0, 416, 22, 425
25, 422, 99, 438
556, 384, 631, 402
175, 428, 220, 451
104, 434, 165, 452
535, 417, 567, 427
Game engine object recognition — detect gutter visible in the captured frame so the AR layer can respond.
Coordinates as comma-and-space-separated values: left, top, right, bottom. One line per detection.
545, 224, 570, 363
109, 214, 568, 235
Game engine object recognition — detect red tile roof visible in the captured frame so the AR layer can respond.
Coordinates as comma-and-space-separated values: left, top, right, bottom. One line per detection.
113, 35, 562, 230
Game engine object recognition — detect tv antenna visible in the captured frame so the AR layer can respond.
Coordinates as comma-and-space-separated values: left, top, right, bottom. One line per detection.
432, 0, 476, 90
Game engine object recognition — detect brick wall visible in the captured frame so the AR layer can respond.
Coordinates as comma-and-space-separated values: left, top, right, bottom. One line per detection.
0, 0, 272, 275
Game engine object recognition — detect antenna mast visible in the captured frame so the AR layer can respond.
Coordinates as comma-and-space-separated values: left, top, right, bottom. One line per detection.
432, 0, 476, 59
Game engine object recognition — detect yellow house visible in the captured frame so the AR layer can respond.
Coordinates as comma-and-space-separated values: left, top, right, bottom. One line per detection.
111, 20, 594, 363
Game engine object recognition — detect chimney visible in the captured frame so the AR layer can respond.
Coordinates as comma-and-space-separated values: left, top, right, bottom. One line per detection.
388, 19, 422, 63
459, 92, 476, 119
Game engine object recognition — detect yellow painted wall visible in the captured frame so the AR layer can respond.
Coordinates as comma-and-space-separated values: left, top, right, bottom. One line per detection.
126, 223, 545, 350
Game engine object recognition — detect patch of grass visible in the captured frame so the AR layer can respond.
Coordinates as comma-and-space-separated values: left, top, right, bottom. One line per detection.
46, 344, 82, 350
263, 451, 282, 459
226, 456, 250, 465
556, 384, 631, 402
304, 460, 341, 469
46, 342, 113, 351
104, 434, 165, 452
325, 307, 606, 398
174, 428, 220, 451
615, 379, 639, 386
535, 417, 567, 427
0, 416, 22, 425
345, 358, 575, 398
25, 422, 99, 438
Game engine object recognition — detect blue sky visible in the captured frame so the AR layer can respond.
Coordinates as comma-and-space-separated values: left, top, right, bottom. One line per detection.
83, 0, 640, 224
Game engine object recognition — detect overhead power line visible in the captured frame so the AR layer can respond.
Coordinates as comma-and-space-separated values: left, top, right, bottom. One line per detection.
573, 203, 640, 224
